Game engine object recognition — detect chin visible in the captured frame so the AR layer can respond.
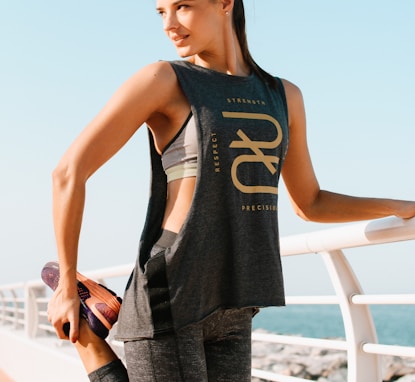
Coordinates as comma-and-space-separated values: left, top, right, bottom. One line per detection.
177, 52, 191, 58
175, 47, 195, 58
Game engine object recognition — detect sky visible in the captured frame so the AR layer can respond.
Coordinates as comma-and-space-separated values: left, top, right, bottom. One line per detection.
1, 0, 414, 297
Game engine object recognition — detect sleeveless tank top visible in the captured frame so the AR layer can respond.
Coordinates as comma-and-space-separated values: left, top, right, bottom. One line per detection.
116, 60, 289, 340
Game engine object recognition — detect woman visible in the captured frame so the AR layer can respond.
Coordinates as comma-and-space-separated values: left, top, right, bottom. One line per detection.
44, 0, 415, 381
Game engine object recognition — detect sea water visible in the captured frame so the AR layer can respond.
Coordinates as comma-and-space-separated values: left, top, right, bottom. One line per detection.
253, 304, 415, 347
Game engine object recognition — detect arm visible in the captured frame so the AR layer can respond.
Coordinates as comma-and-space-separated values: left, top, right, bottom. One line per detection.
281, 80, 415, 223
49, 62, 177, 342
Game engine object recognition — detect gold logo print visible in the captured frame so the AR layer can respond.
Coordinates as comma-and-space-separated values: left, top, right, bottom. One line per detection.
224, 112, 283, 194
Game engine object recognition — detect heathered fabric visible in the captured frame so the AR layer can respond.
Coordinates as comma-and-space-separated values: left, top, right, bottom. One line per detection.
88, 359, 129, 382
124, 308, 253, 382
116, 60, 289, 340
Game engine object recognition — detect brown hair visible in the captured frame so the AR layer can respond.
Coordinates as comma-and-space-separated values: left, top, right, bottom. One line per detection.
232, 0, 278, 89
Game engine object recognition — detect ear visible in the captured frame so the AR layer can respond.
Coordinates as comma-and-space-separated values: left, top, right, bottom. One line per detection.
219, 0, 234, 14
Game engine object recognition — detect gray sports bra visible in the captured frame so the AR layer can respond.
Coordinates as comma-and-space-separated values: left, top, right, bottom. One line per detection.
161, 113, 198, 183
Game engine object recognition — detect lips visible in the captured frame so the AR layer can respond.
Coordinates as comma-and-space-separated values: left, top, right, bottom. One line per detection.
171, 34, 189, 45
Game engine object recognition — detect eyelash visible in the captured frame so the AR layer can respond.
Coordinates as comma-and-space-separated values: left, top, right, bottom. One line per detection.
156, 4, 189, 17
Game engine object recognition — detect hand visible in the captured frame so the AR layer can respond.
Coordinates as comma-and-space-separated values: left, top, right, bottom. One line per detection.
47, 283, 80, 343
393, 201, 415, 219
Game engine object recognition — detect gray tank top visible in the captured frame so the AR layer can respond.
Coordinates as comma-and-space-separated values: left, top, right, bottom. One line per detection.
116, 60, 289, 340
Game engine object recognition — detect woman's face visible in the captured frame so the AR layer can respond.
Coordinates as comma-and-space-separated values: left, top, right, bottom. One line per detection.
156, 0, 225, 58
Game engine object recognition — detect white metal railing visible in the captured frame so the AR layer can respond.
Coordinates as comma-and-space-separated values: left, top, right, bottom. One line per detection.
0, 216, 414, 382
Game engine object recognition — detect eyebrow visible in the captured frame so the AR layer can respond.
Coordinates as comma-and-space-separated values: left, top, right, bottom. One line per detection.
173, 0, 196, 5
156, 0, 195, 11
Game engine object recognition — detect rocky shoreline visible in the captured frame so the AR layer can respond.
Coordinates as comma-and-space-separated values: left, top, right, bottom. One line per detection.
251, 330, 415, 382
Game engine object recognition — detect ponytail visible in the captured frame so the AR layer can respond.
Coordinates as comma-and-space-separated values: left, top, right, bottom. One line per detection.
232, 0, 278, 89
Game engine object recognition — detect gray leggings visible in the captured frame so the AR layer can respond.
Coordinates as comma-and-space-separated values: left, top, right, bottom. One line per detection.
88, 308, 253, 382
124, 307, 253, 382
89, 230, 253, 381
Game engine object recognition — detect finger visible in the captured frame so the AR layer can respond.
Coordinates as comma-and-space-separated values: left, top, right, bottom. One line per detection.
54, 319, 70, 339
47, 310, 69, 339
69, 313, 80, 343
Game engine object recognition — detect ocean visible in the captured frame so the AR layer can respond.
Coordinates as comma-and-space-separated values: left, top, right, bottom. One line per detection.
252, 304, 415, 347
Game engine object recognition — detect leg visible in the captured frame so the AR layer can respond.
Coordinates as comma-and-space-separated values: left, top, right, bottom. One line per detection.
123, 308, 253, 382
204, 308, 253, 382
75, 319, 129, 381
74, 319, 119, 374
124, 326, 208, 382
41, 261, 127, 380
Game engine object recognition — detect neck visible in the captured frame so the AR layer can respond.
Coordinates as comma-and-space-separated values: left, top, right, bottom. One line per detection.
221, 25, 245, 75
192, 53, 249, 76
191, 17, 250, 76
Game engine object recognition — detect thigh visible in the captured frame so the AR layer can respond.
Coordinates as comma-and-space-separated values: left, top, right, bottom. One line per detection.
204, 308, 253, 382
124, 329, 208, 382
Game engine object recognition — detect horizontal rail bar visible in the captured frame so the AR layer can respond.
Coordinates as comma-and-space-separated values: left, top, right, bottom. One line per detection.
3, 307, 17, 313
252, 369, 311, 382
36, 297, 50, 303
38, 324, 55, 332
1, 317, 16, 323
0, 298, 24, 304
281, 216, 415, 256
82, 264, 134, 280
363, 343, 415, 358
252, 332, 348, 351
351, 294, 415, 305
1, 217, 414, 382
0, 282, 25, 291
285, 295, 339, 304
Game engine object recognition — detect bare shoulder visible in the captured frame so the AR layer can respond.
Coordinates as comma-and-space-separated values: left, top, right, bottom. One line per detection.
127, 61, 178, 96
280, 78, 304, 105
140, 60, 177, 82
140, 60, 188, 112
134, 61, 189, 150
117, 60, 186, 121
279, 78, 306, 127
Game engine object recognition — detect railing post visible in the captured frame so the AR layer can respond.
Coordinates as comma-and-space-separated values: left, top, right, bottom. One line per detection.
321, 250, 382, 382
24, 283, 45, 338
11, 289, 19, 329
0, 290, 5, 324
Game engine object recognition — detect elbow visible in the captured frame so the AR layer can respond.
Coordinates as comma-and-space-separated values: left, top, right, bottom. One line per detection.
52, 162, 71, 190
52, 160, 84, 192
291, 194, 323, 222
52, 164, 66, 190
292, 190, 334, 223
293, 205, 314, 222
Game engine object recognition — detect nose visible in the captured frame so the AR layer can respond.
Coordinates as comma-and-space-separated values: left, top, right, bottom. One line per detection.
163, 11, 179, 32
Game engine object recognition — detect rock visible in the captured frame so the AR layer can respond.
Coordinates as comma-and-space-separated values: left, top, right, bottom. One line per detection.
317, 368, 347, 382
382, 356, 415, 381
251, 329, 415, 381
